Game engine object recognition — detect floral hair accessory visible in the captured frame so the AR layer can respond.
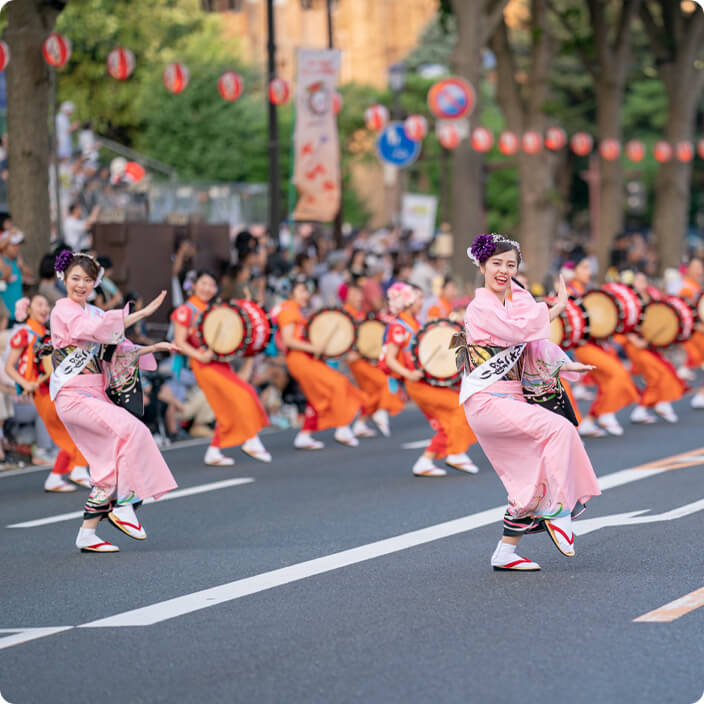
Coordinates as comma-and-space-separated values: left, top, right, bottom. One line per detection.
387, 281, 417, 315
14, 297, 30, 323
54, 249, 74, 281
467, 233, 521, 266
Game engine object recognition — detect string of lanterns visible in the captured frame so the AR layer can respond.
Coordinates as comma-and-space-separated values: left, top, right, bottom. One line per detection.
362, 101, 704, 162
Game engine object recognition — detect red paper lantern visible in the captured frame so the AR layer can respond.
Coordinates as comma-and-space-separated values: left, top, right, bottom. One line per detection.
268, 77, 290, 105
163, 62, 189, 94
0, 41, 9, 73
698, 139, 704, 160
218, 71, 244, 102
437, 122, 460, 150
43, 33, 71, 69
625, 140, 645, 162
107, 47, 136, 80
471, 127, 493, 152
522, 130, 543, 155
498, 131, 519, 156
365, 104, 389, 131
403, 114, 428, 141
332, 91, 343, 115
599, 138, 621, 161
570, 132, 593, 156
654, 141, 673, 163
124, 161, 146, 184
676, 141, 693, 162
545, 127, 566, 151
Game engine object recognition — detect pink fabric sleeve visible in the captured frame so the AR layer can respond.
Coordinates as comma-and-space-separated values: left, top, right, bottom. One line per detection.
464, 282, 550, 346
115, 339, 157, 371
523, 340, 580, 382
51, 299, 125, 347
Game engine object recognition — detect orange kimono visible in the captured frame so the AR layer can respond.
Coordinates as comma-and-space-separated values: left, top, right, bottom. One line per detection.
427, 297, 452, 321
171, 296, 268, 448
574, 341, 640, 417
277, 300, 362, 431
344, 304, 403, 417
9, 319, 87, 475
385, 311, 476, 457
614, 334, 687, 406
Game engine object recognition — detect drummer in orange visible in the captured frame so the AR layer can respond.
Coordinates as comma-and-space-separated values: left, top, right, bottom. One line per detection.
278, 275, 363, 450
5, 295, 91, 492
381, 282, 479, 477
426, 276, 457, 321
171, 271, 271, 465
678, 257, 704, 408
568, 256, 640, 437
342, 282, 403, 438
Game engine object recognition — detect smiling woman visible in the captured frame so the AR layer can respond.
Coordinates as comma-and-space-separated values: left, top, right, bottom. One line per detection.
458, 233, 600, 572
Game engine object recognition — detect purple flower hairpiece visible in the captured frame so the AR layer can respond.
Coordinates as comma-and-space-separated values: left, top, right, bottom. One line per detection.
54, 249, 74, 275
467, 233, 521, 266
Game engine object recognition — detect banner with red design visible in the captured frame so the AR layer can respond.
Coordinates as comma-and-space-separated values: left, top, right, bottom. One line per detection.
292, 48, 342, 222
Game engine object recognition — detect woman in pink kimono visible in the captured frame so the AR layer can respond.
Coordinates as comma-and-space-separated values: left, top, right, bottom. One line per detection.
458, 234, 600, 572
50, 251, 178, 553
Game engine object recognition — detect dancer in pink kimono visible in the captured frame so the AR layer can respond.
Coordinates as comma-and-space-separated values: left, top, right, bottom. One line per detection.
50, 250, 178, 553
458, 234, 600, 571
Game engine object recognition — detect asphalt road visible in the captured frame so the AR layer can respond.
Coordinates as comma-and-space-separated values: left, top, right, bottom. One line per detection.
1, 386, 704, 704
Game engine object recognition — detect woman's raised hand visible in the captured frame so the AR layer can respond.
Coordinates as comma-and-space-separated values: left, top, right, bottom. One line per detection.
141, 290, 168, 318
556, 275, 568, 309
561, 361, 595, 374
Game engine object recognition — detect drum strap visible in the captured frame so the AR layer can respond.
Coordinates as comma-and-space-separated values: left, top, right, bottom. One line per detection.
458, 344, 526, 405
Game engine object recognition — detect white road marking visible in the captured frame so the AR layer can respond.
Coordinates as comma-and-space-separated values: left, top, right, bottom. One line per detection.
6, 478, 254, 528
401, 439, 431, 449
0, 627, 73, 652
76, 462, 676, 629
0, 465, 50, 479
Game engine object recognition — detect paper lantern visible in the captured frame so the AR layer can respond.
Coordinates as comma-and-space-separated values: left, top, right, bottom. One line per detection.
654, 141, 673, 163
403, 114, 428, 141
498, 131, 519, 156
268, 77, 290, 105
437, 122, 460, 150
545, 126, 566, 151
107, 47, 136, 80
332, 91, 343, 115
365, 104, 389, 131
570, 132, 593, 156
163, 62, 189, 94
471, 127, 493, 153
43, 33, 71, 69
218, 71, 243, 102
625, 140, 645, 163
0, 41, 9, 73
599, 138, 621, 161
522, 130, 543, 155
698, 139, 704, 160
124, 161, 146, 184
676, 141, 693, 163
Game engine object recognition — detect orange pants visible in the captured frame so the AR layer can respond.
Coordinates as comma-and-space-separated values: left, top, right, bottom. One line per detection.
406, 380, 476, 458
34, 388, 87, 474
348, 358, 404, 417
286, 350, 363, 431
684, 331, 704, 368
622, 341, 686, 407
192, 359, 268, 448
574, 343, 640, 417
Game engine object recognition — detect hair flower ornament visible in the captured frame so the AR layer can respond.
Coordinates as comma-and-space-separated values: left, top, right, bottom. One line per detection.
54, 249, 74, 281
467, 233, 522, 266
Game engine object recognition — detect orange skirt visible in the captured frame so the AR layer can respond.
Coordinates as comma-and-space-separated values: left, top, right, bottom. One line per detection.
191, 360, 268, 448
623, 341, 686, 406
684, 331, 704, 368
34, 388, 87, 470
348, 359, 404, 417
574, 343, 640, 416
286, 350, 363, 431
406, 379, 476, 457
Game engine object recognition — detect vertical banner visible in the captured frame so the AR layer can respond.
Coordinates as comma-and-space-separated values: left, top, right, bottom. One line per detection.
292, 48, 342, 222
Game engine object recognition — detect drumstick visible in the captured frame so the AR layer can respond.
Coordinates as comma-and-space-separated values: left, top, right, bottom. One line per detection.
422, 344, 444, 368
320, 323, 340, 356
211, 320, 224, 351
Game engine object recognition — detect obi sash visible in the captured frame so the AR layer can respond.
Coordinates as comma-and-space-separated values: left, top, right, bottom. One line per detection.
457, 344, 526, 405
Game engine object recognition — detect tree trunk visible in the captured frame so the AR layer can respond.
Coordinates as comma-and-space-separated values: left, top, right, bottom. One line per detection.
594, 80, 624, 281
449, 3, 485, 284
3, 0, 63, 273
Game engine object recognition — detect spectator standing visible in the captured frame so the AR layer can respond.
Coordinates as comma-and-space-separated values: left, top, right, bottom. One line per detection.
38, 254, 63, 306
318, 250, 346, 307
56, 101, 79, 161
0, 230, 34, 325
63, 202, 100, 252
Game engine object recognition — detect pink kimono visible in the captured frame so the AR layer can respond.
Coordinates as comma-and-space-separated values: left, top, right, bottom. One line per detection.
462, 283, 600, 519
50, 298, 177, 503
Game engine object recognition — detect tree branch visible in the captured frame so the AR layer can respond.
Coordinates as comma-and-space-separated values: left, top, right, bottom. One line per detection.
490, 17, 525, 132
526, 0, 554, 120
545, 0, 596, 78
677, 6, 704, 71
639, 1, 670, 64
614, 0, 641, 59
586, 0, 610, 71
482, 0, 510, 44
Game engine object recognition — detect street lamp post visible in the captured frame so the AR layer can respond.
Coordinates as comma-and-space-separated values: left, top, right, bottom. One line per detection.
387, 62, 406, 225
266, 0, 280, 243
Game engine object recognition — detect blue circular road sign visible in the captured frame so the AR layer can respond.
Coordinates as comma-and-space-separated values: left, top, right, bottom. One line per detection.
376, 122, 421, 168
